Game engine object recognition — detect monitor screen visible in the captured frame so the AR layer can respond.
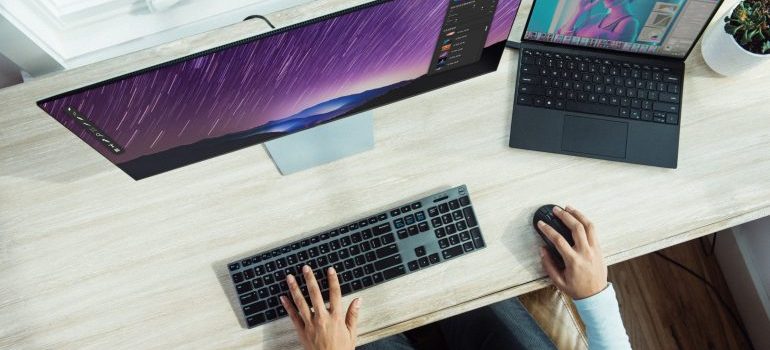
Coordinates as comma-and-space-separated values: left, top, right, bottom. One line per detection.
37, 0, 521, 180
523, 0, 721, 58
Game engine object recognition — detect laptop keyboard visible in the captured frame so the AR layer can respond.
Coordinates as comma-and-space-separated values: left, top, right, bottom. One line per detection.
516, 48, 682, 125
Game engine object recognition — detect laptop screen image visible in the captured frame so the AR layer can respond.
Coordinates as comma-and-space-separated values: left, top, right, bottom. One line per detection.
523, 0, 721, 58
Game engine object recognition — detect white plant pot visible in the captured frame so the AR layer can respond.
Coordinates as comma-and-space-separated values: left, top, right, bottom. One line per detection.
701, 5, 770, 76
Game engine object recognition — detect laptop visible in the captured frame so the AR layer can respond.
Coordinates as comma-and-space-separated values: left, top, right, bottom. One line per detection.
509, 0, 723, 168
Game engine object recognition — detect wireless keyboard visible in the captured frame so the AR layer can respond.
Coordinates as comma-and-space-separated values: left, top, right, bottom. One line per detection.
226, 185, 486, 328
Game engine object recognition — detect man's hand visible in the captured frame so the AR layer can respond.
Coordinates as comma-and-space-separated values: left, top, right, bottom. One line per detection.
281, 266, 361, 350
538, 206, 608, 299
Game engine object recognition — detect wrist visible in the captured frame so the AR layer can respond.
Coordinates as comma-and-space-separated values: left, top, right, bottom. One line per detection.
574, 281, 609, 300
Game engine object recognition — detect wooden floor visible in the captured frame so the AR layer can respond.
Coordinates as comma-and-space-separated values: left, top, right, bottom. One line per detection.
609, 234, 752, 350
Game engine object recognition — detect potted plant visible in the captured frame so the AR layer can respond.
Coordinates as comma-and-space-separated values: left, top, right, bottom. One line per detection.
702, 0, 770, 76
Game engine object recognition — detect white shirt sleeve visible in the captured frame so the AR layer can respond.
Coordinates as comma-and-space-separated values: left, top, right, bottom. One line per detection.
572, 283, 632, 350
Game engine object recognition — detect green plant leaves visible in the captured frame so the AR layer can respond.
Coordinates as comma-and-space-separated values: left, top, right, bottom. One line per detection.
726, 0, 770, 54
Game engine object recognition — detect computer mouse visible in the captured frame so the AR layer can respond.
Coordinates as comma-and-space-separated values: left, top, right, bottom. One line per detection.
533, 205, 575, 269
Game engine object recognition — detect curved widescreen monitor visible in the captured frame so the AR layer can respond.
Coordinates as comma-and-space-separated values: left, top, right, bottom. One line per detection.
38, 0, 521, 180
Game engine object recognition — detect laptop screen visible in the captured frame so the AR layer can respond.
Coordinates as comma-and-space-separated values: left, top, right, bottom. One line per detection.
523, 0, 721, 58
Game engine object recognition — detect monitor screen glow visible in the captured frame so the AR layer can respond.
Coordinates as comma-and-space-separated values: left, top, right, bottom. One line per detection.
38, 0, 521, 179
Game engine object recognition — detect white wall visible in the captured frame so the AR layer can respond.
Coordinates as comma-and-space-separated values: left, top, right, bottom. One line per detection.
0, 52, 21, 89
716, 217, 770, 350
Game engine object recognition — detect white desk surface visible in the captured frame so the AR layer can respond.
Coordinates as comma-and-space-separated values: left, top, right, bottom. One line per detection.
1, 1, 769, 349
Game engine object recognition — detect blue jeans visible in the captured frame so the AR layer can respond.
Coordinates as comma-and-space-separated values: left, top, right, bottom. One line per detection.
357, 298, 556, 350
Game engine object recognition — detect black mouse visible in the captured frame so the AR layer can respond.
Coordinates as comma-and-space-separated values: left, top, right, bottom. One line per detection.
533, 204, 575, 268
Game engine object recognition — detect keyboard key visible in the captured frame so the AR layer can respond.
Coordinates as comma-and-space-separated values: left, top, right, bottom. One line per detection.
415, 246, 426, 257
265, 309, 277, 320
375, 244, 399, 259
462, 207, 478, 228
239, 292, 258, 305
659, 92, 679, 103
428, 207, 439, 217
375, 255, 402, 271
232, 272, 244, 284
654, 102, 678, 113
243, 301, 267, 316
397, 229, 408, 240
408, 260, 419, 271
382, 266, 406, 280
246, 314, 266, 327
471, 228, 485, 248
663, 74, 680, 83
418, 257, 429, 267
666, 113, 679, 125
351, 280, 363, 291
429, 253, 440, 264
418, 222, 429, 232
229, 263, 241, 271
442, 246, 464, 260
463, 242, 475, 252
236, 282, 253, 294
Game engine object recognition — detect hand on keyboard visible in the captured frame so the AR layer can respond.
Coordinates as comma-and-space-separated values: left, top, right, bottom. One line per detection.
539, 206, 608, 299
281, 265, 361, 350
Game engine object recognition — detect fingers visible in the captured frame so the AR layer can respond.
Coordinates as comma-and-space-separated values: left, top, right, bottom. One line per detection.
538, 221, 576, 260
565, 206, 597, 247
303, 265, 328, 317
287, 273, 312, 323
281, 295, 305, 331
540, 247, 567, 288
327, 267, 342, 314
552, 206, 589, 249
345, 298, 361, 336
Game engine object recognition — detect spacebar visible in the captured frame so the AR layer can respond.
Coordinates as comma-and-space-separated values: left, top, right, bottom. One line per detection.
565, 101, 619, 117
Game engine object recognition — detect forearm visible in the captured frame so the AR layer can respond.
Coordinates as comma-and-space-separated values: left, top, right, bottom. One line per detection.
573, 283, 632, 350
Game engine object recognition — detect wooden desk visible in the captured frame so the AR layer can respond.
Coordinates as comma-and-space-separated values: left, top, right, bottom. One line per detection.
1, 1, 769, 349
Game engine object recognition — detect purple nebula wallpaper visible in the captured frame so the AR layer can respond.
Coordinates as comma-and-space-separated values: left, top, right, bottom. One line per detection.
487, 0, 521, 47
39, 0, 520, 179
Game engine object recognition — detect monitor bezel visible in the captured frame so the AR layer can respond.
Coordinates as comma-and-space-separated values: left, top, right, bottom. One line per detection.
520, 0, 725, 61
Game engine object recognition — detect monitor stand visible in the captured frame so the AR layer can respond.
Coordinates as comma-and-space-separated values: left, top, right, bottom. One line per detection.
263, 111, 374, 175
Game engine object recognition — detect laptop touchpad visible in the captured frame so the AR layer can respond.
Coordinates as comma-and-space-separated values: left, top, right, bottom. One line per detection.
561, 116, 628, 158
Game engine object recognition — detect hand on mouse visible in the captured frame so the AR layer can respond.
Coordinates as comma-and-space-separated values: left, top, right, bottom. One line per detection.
537, 206, 608, 299
281, 266, 361, 350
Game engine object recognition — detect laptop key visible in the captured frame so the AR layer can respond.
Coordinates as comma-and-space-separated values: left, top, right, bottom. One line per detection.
565, 101, 619, 117
653, 102, 678, 113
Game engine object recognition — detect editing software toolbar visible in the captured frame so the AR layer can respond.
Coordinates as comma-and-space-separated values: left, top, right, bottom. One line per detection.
429, 0, 498, 74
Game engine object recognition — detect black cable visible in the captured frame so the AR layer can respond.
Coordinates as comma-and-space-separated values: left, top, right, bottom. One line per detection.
654, 252, 754, 350
243, 14, 276, 29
